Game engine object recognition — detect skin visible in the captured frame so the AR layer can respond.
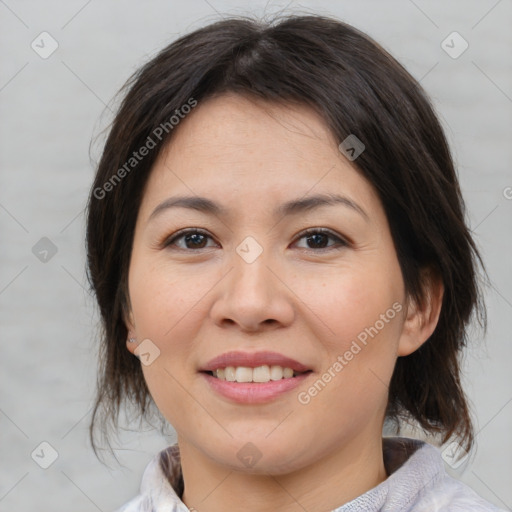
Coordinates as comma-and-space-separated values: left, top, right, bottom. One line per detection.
125, 93, 443, 512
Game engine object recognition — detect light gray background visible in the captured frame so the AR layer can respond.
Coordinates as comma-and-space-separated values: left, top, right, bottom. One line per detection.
1, 1, 511, 511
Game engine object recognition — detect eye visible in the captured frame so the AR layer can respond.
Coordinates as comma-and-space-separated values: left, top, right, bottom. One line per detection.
293, 228, 348, 251
163, 229, 217, 250
162, 228, 348, 252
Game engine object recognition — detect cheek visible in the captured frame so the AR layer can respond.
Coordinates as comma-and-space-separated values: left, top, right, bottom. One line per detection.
296, 262, 403, 354
295, 260, 404, 411
128, 254, 209, 341
128, 256, 218, 423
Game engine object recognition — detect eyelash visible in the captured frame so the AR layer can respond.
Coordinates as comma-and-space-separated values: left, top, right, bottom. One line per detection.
162, 228, 348, 252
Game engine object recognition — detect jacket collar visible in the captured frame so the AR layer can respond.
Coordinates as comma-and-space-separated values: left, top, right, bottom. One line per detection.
137, 437, 442, 511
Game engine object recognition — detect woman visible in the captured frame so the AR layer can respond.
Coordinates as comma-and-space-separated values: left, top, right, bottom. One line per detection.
86, 14, 504, 511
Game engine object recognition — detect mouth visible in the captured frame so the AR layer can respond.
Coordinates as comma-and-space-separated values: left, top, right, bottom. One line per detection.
202, 365, 312, 383
199, 352, 313, 403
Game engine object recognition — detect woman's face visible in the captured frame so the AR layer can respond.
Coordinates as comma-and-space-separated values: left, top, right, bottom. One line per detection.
126, 93, 416, 474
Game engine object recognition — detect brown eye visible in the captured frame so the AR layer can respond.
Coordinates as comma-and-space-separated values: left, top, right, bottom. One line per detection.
164, 229, 216, 250
294, 229, 348, 251
162, 228, 347, 252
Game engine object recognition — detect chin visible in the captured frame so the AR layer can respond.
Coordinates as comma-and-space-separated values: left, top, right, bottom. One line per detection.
202, 436, 311, 475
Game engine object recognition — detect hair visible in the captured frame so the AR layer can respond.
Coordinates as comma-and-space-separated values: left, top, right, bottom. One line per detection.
86, 14, 486, 462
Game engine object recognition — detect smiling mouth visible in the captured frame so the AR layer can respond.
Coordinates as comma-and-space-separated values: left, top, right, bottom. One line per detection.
203, 365, 312, 383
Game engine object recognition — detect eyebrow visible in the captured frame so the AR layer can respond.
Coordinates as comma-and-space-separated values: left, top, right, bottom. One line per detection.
148, 193, 369, 223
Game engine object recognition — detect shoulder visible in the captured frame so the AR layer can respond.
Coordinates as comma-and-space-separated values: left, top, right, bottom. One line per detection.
113, 444, 188, 512
377, 438, 505, 512
114, 494, 153, 512
413, 473, 505, 511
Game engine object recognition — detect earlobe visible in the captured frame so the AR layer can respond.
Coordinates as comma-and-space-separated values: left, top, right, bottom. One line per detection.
126, 329, 138, 354
397, 269, 444, 357
123, 285, 136, 339
125, 309, 137, 354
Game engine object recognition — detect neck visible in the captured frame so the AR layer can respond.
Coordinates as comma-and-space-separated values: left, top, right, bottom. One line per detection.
178, 433, 387, 512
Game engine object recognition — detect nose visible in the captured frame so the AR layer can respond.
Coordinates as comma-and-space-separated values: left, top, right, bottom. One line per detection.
210, 245, 295, 333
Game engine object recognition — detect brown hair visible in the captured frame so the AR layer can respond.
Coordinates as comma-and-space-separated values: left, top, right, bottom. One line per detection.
86, 14, 486, 461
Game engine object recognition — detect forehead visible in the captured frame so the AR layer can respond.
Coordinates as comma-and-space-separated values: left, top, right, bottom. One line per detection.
178, 93, 334, 144
137, 93, 382, 223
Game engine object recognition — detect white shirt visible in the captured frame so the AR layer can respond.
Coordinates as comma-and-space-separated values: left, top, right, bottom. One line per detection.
116, 437, 505, 511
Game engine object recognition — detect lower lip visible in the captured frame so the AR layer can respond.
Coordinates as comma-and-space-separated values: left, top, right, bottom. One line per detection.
201, 372, 311, 404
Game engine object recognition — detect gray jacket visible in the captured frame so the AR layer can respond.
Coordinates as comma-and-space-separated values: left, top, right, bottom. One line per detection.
116, 437, 505, 511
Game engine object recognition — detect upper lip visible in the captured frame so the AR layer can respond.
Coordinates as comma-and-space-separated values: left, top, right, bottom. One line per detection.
200, 351, 311, 372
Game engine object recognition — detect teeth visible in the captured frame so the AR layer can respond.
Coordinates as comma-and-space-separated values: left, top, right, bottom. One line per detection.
283, 367, 294, 378
224, 366, 236, 381
235, 366, 253, 382
253, 365, 270, 382
269, 365, 283, 380
212, 365, 297, 383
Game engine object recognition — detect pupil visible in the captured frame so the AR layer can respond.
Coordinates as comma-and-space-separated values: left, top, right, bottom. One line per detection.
187, 233, 206, 248
308, 233, 327, 248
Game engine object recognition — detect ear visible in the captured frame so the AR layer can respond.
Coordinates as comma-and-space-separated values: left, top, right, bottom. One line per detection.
124, 309, 138, 356
397, 268, 444, 357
